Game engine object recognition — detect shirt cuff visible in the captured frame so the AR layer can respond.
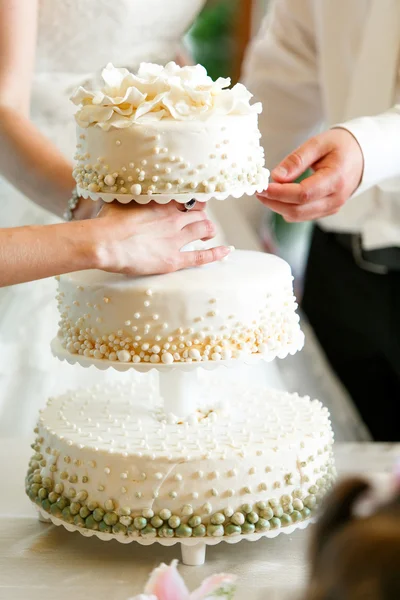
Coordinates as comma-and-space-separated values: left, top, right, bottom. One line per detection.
334, 112, 400, 197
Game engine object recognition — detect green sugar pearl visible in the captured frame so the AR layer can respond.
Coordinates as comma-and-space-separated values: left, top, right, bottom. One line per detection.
168, 516, 180, 529
104, 499, 115, 512
291, 510, 302, 522
210, 512, 225, 525
141, 526, 157, 538
241, 522, 255, 535
56, 496, 69, 510
260, 507, 273, 520
150, 516, 163, 529
38, 488, 48, 500
175, 524, 193, 538
98, 521, 112, 534
103, 512, 118, 526
73, 515, 85, 528
304, 495, 317, 509
281, 514, 292, 527
93, 508, 105, 522
42, 477, 53, 490
301, 507, 312, 519
133, 517, 147, 530
241, 504, 253, 514
255, 518, 270, 532
48, 492, 59, 504
293, 499, 304, 511
69, 502, 81, 516
85, 515, 99, 530
30, 483, 41, 496
269, 517, 281, 529
159, 526, 174, 538
112, 523, 127, 535
61, 507, 74, 523
79, 506, 90, 519
224, 524, 241, 537
188, 515, 202, 528
246, 511, 259, 524
159, 509, 171, 521
193, 524, 206, 537
273, 506, 283, 518
231, 512, 245, 526
283, 503, 294, 515
207, 524, 224, 537
41, 499, 51, 512
50, 503, 62, 518
87, 500, 98, 512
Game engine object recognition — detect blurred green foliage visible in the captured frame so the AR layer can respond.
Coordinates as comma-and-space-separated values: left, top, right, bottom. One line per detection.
186, 0, 239, 80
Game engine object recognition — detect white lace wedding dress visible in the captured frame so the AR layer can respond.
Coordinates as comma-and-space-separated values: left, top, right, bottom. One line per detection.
0, 0, 287, 436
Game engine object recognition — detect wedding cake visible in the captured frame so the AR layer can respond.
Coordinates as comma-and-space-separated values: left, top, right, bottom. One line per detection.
26, 383, 334, 540
25, 62, 335, 564
56, 251, 304, 364
70, 62, 269, 202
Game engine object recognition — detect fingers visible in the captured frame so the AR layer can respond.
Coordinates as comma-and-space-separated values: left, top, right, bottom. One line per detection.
258, 168, 337, 205
180, 219, 217, 245
259, 194, 344, 222
177, 246, 231, 269
177, 209, 209, 228
271, 135, 328, 182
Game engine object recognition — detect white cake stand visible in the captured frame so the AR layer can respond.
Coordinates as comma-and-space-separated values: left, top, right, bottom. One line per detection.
36, 505, 315, 566
51, 336, 304, 418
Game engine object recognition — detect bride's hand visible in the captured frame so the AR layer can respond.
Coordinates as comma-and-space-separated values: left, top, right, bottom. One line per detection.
90, 201, 230, 276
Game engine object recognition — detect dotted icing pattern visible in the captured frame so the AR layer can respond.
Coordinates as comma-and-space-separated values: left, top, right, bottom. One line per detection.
56, 253, 305, 365
26, 453, 335, 539
26, 383, 336, 540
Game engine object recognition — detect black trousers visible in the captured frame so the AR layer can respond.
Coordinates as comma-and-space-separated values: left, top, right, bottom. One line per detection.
302, 226, 400, 442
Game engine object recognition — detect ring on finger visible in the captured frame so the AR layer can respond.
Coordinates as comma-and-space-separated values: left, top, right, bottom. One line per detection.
184, 199, 197, 211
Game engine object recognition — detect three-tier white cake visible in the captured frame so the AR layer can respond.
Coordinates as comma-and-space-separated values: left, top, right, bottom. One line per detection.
26, 62, 335, 565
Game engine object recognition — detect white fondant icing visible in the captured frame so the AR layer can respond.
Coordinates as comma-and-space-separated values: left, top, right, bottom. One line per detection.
32, 382, 334, 521
56, 251, 304, 364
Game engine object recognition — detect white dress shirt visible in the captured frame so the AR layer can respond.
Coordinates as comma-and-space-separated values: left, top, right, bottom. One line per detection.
244, 0, 400, 249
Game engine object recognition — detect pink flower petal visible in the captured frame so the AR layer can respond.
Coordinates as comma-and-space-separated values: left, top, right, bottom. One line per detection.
127, 595, 158, 600
144, 560, 190, 600
190, 573, 237, 600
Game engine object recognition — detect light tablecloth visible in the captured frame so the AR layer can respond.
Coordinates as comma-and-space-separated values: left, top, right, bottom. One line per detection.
0, 441, 398, 600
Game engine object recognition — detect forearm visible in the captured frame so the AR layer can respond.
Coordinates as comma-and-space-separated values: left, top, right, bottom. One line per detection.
0, 105, 75, 219
0, 220, 98, 287
336, 105, 400, 197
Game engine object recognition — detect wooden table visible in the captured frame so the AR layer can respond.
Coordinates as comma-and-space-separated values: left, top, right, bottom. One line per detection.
0, 440, 397, 600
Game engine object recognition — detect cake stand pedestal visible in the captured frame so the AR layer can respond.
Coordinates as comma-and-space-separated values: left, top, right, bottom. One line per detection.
51, 337, 303, 419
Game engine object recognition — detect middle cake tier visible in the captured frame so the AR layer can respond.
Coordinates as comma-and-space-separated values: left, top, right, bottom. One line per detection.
56, 250, 304, 365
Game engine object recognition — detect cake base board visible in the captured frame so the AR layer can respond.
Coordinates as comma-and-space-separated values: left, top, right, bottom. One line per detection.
35, 505, 315, 566
77, 173, 270, 205
51, 337, 304, 373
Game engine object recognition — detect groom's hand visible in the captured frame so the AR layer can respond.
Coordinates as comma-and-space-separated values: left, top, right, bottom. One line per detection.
257, 129, 364, 222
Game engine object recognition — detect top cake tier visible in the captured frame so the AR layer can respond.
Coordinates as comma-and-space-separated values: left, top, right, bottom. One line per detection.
55, 250, 304, 367
70, 63, 269, 203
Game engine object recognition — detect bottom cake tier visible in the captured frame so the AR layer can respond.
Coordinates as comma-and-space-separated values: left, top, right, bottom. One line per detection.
26, 382, 335, 541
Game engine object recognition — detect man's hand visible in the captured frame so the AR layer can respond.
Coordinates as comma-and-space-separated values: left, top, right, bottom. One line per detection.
257, 129, 364, 222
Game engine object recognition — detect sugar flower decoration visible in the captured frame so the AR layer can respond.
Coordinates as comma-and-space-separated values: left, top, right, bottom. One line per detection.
128, 560, 236, 600
71, 62, 261, 129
